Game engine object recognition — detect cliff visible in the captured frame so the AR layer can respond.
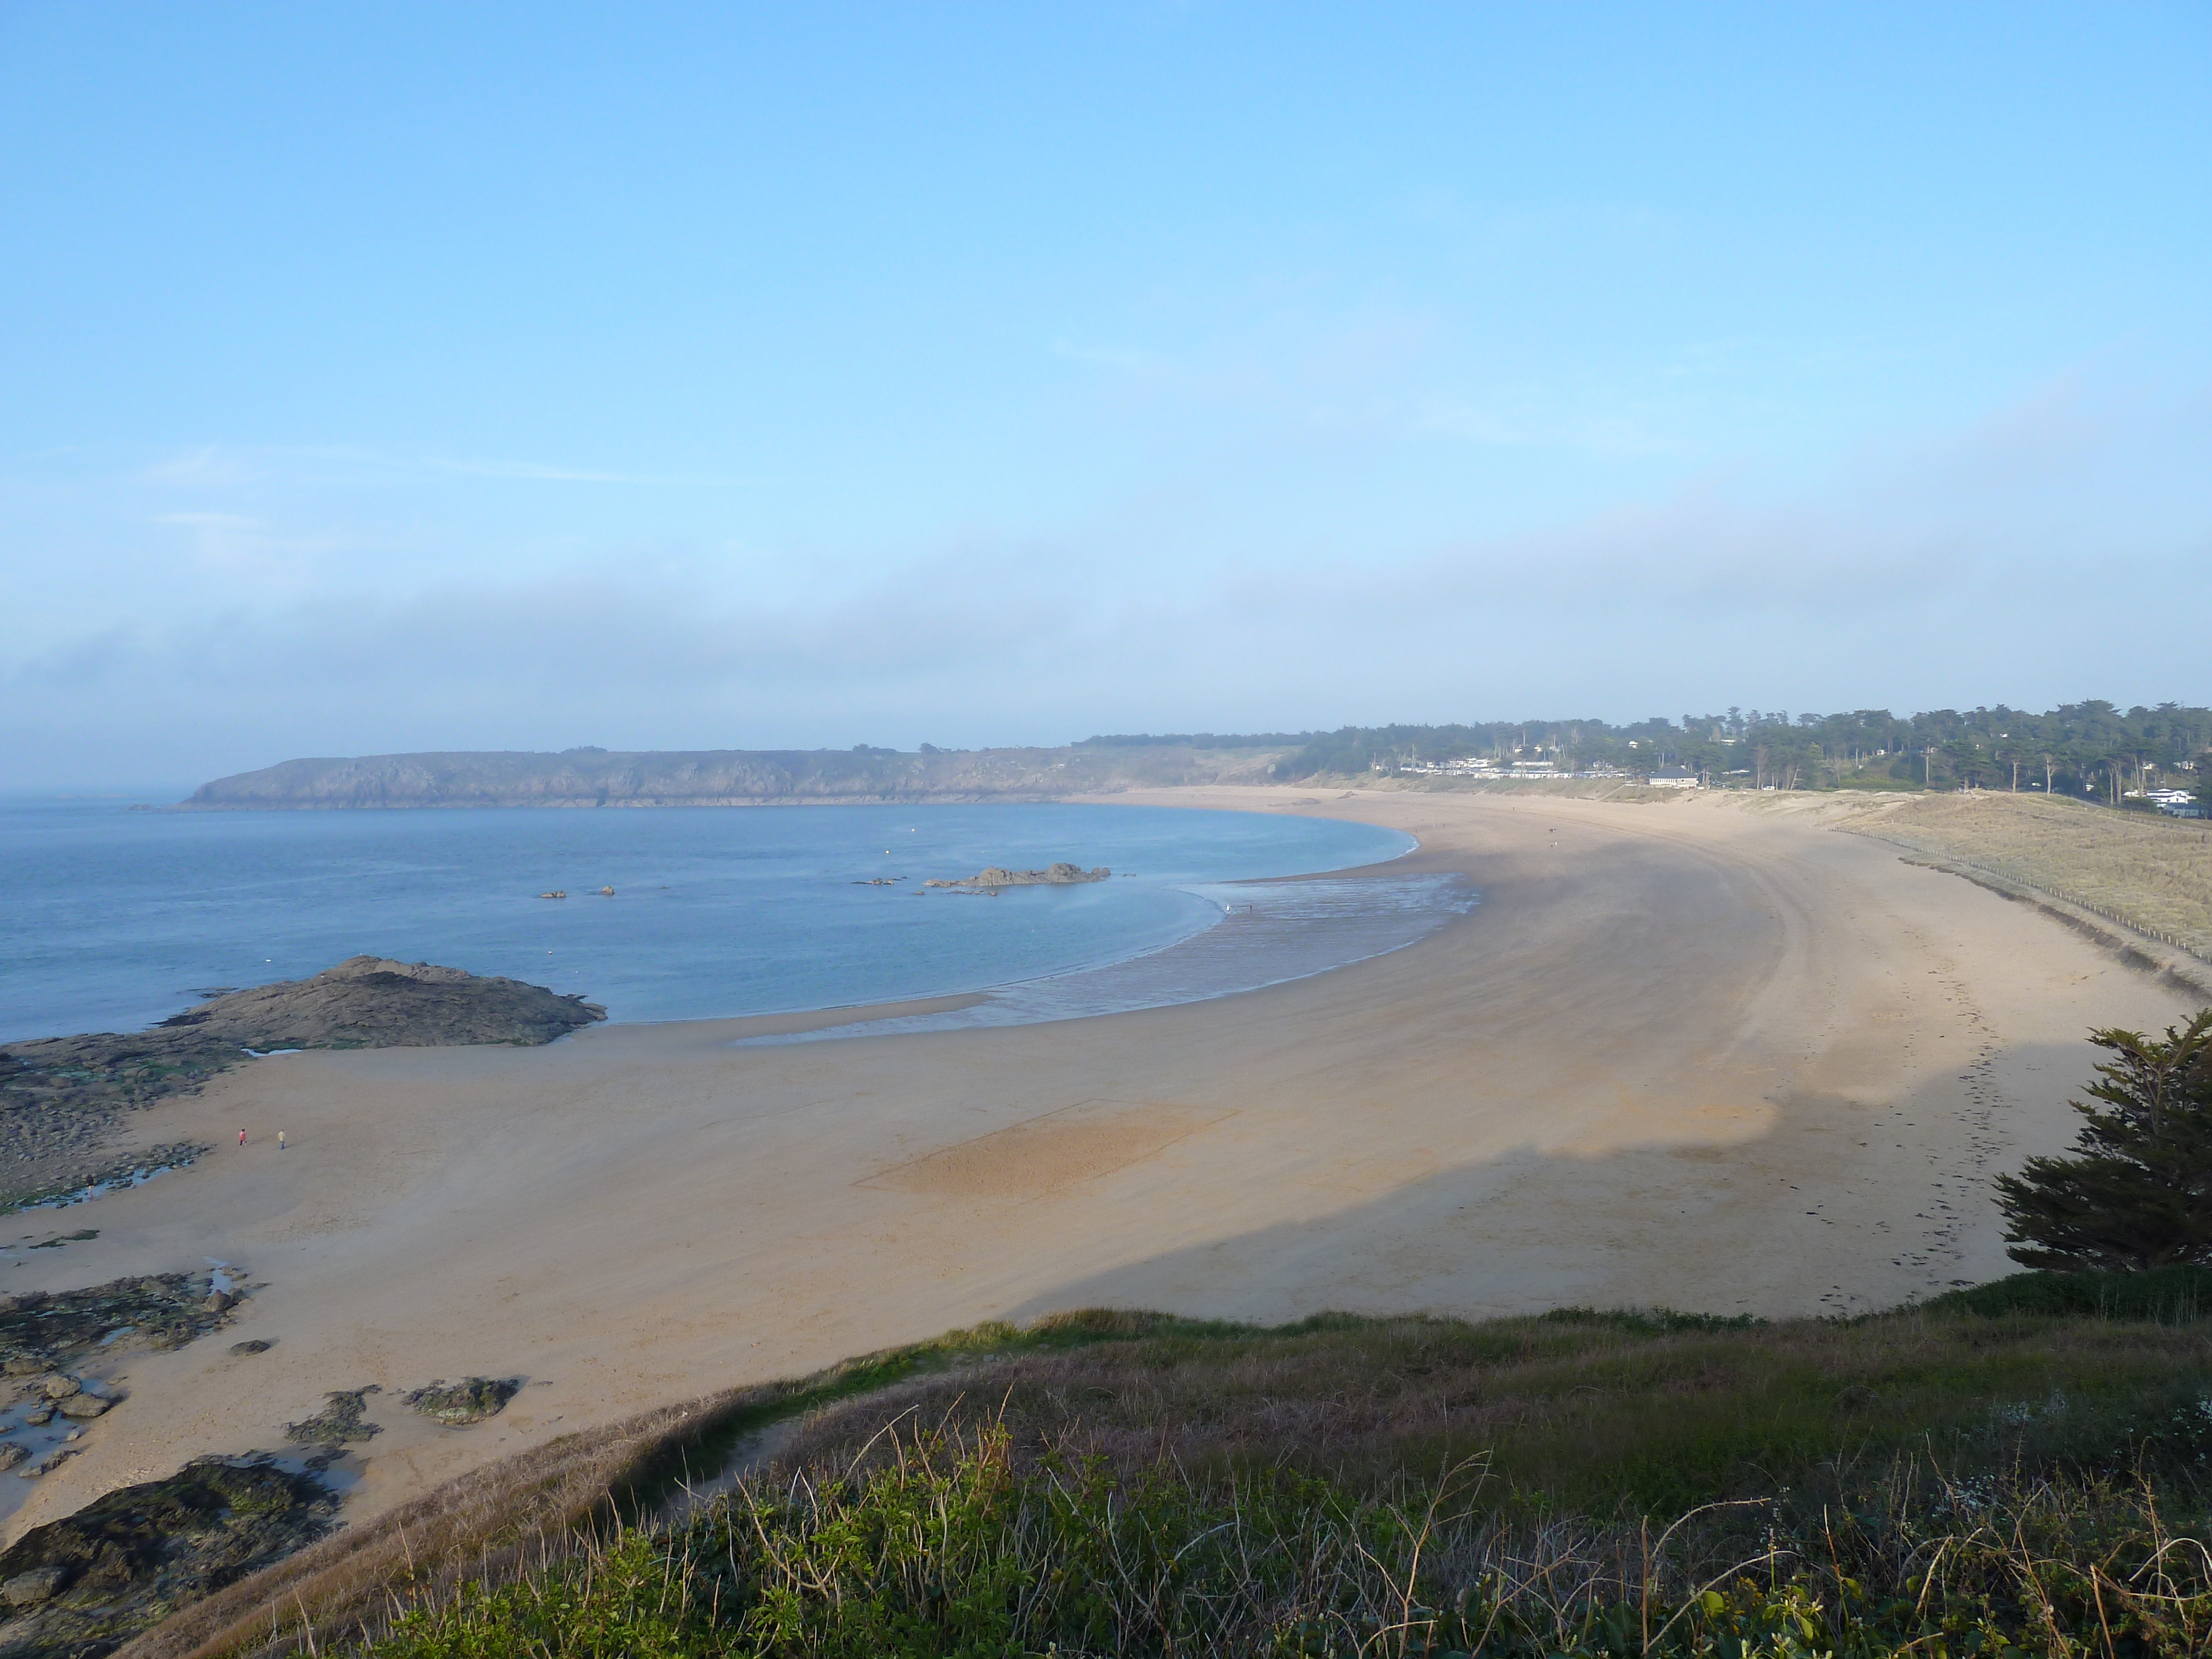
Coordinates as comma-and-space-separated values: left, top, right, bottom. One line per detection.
179, 744, 1290, 810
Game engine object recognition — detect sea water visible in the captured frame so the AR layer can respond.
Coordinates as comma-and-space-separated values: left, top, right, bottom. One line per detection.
0, 800, 1465, 1044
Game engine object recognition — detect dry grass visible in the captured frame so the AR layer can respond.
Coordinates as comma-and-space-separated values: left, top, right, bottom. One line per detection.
113, 1285, 2212, 1656
1835, 791, 2212, 962
364, 1420, 2212, 1656
116, 1384, 775, 1659
750, 1306, 2212, 1519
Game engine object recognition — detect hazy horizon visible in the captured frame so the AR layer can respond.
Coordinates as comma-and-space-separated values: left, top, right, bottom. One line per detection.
6, 4, 2209, 790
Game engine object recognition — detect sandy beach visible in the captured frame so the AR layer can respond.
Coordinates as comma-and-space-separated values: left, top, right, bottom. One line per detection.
3, 786, 2197, 1543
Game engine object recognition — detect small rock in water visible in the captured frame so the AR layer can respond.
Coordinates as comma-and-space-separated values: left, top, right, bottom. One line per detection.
229, 1338, 273, 1356
36, 1374, 79, 1400
0, 1443, 25, 1472
57, 1393, 109, 1420
23, 1406, 52, 1427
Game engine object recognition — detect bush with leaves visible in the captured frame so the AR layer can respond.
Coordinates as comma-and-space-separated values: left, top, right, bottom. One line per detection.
1996, 1009, 2212, 1271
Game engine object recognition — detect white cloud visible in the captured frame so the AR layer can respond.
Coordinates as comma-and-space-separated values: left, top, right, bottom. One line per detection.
3, 372, 2207, 789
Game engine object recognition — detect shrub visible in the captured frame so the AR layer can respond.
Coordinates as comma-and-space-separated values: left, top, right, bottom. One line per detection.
1996, 1010, 2212, 1271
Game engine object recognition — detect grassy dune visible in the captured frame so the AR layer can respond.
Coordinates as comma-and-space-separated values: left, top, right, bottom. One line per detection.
1834, 791, 2212, 963
129, 1273, 2212, 1658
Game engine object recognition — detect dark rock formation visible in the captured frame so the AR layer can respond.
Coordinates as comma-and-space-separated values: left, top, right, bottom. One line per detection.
152, 956, 604, 1050
0, 1454, 336, 1657
282, 1389, 379, 1447
402, 1376, 520, 1426
0, 959, 604, 1206
0, 1274, 236, 1371
923, 862, 1110, 890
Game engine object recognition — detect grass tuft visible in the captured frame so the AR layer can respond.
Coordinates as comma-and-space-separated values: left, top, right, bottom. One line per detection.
122, 1279, 2212, 1657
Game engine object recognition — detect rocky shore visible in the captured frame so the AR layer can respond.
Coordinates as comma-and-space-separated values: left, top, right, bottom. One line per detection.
0, 1453, 337, 1658
0, 959, 606, 1207
0, 1274, 239, 1376
0, 1269, 530, 1656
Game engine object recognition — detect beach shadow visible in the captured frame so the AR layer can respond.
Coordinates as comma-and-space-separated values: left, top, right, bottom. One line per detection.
998, 1036, 2098, 1323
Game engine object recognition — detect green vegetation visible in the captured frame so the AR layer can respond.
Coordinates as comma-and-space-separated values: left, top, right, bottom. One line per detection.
1265, 700, 2212, 799
1999, 1011, 2212, 1271
146, 1285, 2212, 1657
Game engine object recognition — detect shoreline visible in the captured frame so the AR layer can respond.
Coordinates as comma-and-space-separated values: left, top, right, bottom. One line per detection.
0, 784, 2197, 1551
0, 797, 1413, 1047
597, 823, 1438, 1041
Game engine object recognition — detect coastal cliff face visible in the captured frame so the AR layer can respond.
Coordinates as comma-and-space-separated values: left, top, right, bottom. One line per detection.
178, 744, 1289, 809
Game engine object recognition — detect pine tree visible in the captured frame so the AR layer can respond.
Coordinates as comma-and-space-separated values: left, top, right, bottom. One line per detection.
1995, 1009, 2212, 1271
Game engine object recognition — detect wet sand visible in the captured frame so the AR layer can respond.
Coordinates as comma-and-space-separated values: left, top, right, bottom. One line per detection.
3, 786, 2194, 1541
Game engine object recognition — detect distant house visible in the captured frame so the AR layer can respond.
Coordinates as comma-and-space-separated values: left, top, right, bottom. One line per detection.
1645, 767, 1699, 789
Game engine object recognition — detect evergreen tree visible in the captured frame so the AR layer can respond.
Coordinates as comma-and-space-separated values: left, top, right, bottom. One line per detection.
1995, 1010, 2212, 1271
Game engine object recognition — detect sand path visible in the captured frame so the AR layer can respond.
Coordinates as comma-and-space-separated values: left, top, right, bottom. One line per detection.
4, 786, 2193, 1540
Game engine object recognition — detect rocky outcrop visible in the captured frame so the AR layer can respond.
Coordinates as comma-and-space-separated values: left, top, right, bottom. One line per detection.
0, 1273, 237, 1371
0, 1454, 336, 1656
0, 960, 604, 1206
403, 1376, 521, 1426
283, 1389, 379, 1447
150, 957, 604, 1051
923, 863, 1110, 890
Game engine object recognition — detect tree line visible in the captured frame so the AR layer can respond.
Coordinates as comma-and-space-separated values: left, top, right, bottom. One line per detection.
1253, 701, 2212, 801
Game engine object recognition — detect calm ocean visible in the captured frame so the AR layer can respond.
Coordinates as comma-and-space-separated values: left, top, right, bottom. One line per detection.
0, 800, 1464, 1044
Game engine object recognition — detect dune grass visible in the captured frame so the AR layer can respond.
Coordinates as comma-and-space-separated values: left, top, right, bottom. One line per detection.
366, 1432, 2211, 1658
124, 1273, 2212, 1657
1837, 791, 2212, 962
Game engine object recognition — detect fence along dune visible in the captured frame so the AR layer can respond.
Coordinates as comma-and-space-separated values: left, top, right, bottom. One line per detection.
1833, 790, 2212, 963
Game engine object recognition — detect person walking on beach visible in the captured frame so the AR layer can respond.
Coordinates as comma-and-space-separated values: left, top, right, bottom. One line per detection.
237, 1129, 247, 1147
277, 1131, 286, 1151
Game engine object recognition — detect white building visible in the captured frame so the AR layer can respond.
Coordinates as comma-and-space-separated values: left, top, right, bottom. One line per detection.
1644, 767, 1699, 789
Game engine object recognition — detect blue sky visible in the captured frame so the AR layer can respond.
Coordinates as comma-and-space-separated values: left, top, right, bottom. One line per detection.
4, 3, 2209, 787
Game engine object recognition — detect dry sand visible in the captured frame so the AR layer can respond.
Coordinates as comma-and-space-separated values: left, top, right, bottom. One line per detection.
4, 786, 2197, 1541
